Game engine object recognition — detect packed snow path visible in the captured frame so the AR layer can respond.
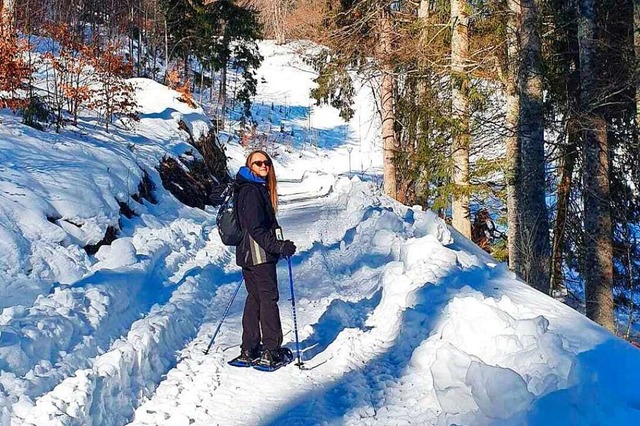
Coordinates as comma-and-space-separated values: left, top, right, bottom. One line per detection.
28, 174, 637, 426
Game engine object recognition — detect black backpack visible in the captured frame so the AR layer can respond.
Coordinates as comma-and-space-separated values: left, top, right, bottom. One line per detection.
216, 182, 243, 246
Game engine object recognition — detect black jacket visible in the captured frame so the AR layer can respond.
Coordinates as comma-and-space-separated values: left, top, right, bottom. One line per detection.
235, 167, 282, 267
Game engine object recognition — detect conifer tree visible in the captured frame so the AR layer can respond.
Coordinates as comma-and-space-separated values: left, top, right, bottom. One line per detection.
201, 0, 262, 122
579, 0, 614, 331
450, 0, 472, 238
504, 0, 550, 292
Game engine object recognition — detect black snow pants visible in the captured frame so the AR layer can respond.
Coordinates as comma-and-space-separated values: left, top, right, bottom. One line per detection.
241, 262, 283, 352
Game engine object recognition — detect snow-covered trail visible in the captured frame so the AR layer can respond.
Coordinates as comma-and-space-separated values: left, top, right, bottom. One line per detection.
2, 40, 381, 426
124, 181, 421, 426
129, 176, 640, 425
128, 176, 389, 425
15, 173, 640, 426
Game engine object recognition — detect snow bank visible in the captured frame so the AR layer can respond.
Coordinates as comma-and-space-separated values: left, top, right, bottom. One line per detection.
0, 78, 211, 309
0, 76, 216, 424
22, 266, 222, 426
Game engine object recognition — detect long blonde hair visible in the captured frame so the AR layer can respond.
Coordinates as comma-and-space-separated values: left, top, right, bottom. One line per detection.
246, 150, 278, 211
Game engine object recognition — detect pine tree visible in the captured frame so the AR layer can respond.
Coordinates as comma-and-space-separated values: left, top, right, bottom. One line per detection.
450, 0, 472, 238
197, 0, 262, 122
542, 0, 580, 294
504, 0, 550, 292
579, 0, 614, 330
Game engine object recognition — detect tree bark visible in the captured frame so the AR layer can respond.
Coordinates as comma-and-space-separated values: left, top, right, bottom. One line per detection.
505, 0, 550, 292
635, 0, 640, 127
138, 0, 143, 77
272, 0, 288, 44
450, 0, 472, 238
379, 5, 398, 199
418, 0, 430, 19
550, 134, 577, 293
579, 0, 615, 331
164, 17, 169, 81
210, 60, 214, 103
519, 0, 550, 292
549, 0, 581, 294
219, 59, 227, 129
1, 0, 14, 14
582, 115, 614, 330
505, 0, 522, 278
129, 5, 135, 71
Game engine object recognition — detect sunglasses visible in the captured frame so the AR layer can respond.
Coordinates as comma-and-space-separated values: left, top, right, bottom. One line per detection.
251, 160, 271, 167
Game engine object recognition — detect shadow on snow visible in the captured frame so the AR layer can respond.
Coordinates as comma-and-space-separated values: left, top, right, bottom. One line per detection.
263, 265, 493, 425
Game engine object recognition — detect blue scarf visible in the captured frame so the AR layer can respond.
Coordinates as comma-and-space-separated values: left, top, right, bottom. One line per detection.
237, 166, 266, 184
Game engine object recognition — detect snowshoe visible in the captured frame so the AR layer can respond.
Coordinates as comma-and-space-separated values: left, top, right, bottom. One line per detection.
228, 348, 262, 367
253, 347, 294, 372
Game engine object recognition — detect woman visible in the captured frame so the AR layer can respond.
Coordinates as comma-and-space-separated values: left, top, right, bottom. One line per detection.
233, 150, 296, 367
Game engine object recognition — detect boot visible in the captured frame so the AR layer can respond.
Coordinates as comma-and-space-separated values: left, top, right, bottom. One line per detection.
259, 347, 292, 368
259, 348, 283, 367
237, 346, 262, 364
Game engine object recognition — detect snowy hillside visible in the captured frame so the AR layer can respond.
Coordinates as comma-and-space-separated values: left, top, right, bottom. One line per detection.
1, 41, 640, 426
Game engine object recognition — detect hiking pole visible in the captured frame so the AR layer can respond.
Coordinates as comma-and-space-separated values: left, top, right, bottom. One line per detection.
203, 278, 243, 355
287, 257, 303, 368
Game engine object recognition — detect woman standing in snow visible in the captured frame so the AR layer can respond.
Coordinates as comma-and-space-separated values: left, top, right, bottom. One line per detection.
233, 150, 296, 368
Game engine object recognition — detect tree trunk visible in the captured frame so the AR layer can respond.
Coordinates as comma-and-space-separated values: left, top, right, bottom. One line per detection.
1, 0, 15, 14
164, 17, 169, 81
550, 134, 577, 293
579, 0, 614, 331
138, 0, 143, 77
129, 5, 135, 71
519, 0, 550, 292
418, 0, 430, 19
210, 60, 214, 103
450, 0, 472, 238
378, 5, 398, 199
199, 65, 204, 103
549, 0, 581, 294
635, 0, 640, 127
582, 115, 614, 330
273, 0, 288, 45
219, 59, 228, 130
505, 0, 550, 292
505, 0, 522, 277
183, 54, 189, 84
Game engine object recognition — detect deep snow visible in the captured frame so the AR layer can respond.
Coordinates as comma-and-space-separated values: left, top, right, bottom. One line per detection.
0, 40, 639, 426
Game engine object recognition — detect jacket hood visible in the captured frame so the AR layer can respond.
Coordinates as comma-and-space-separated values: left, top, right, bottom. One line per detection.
236, 166, 266, 185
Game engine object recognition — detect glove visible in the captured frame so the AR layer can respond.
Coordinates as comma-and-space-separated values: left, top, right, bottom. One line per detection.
280, 240, 297, 258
